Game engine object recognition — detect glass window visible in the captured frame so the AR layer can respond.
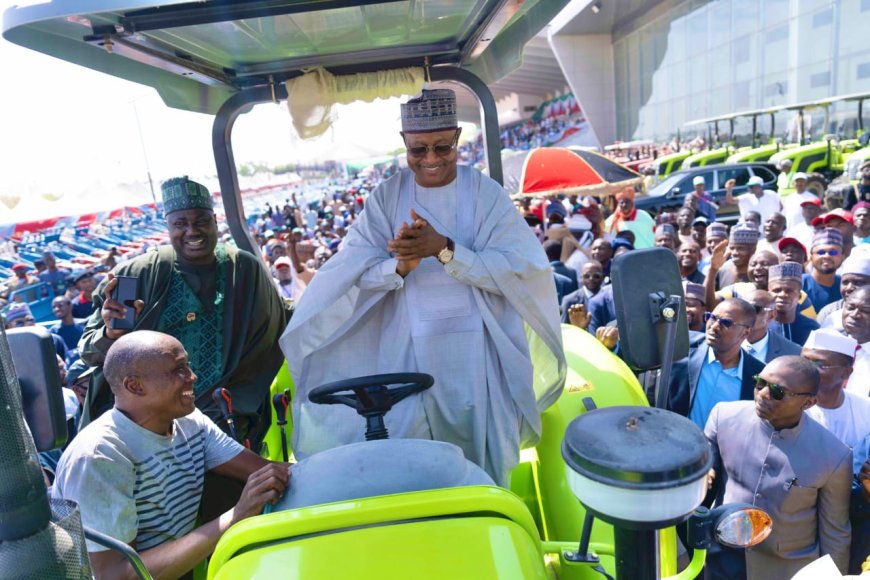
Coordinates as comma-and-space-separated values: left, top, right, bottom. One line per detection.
840, 0, 870, 56
732, 80, 751, 110
810, 70, 831, 88
732, 0, 759, 35
710, 45, 731, 88
716, 167, 750, 189
812, 8, 833, 28
797, 9, 833, 66
708, 1, 731, 48
762, 0, 790, 26
751, 166, 777, 183
685, 7, 708, 55
680, 171, 714, 193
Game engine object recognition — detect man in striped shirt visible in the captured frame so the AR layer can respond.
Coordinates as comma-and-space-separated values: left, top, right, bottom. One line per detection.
52, 331, 290, 579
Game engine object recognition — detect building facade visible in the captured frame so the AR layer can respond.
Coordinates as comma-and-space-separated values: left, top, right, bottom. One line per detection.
549, 0, 870, 145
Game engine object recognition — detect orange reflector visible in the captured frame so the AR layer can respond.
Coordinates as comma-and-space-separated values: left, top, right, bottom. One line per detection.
715, 508, 773, 548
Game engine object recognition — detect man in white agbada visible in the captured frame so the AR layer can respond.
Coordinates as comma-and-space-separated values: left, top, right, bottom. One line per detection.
279, 89, 566, 485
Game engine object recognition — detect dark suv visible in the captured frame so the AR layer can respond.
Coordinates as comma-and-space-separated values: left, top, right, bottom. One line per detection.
634, 163, 779, 221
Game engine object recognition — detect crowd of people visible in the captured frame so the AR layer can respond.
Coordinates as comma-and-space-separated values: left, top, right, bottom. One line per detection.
1, 87, 868, 579
532, 162, 869, 576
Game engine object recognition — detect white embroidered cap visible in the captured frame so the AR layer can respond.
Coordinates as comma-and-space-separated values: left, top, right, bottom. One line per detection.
804, 328, 858, 359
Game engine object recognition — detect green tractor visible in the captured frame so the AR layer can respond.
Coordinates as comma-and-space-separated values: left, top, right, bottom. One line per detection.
2, 2, 778, 579
769, 92, 870, 202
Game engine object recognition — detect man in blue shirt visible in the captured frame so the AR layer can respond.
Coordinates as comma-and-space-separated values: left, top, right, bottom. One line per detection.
802, 228, 844, 311
666, 298, 765, 427
37, 251, 70, 297
49, 295, 85, 363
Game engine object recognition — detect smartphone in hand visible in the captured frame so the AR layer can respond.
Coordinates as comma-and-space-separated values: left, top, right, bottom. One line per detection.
110, 276, 138, 331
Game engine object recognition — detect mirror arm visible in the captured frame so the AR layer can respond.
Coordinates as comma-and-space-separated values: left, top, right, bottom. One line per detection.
652, 293, 682, 410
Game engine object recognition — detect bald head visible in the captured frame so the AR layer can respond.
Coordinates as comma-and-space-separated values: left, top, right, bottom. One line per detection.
766, 355, 821, 395
104, 331, 185, 395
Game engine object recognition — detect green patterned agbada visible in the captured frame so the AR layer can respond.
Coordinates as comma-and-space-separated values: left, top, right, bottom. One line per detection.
157, 245, 228, 397
79, 244, 288, 442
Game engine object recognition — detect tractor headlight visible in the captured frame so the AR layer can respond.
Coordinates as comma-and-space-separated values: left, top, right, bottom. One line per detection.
562, 407, 711, 528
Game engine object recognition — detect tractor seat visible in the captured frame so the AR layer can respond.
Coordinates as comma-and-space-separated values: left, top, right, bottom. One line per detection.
273, 439, 494, 512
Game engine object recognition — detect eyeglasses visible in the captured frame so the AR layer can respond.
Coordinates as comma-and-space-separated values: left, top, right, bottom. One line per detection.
583, 272, 604, 279
749, 304, 774, 314
405, 131, 460, 157
7, 317, 35, 328
705, 312, 751, 329
813, 249, 840, 257
809, 361, 850, 371
753, 375, 813, 401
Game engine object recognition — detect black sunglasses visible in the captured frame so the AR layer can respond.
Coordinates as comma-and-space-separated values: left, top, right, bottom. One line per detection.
753, 375, 813, 401
705, 312, 750, 329
582, 272, 603, 279
405, 131, 460, 157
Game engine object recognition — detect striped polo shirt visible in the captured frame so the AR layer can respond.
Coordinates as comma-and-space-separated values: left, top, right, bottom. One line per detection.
52, 407, 243, 551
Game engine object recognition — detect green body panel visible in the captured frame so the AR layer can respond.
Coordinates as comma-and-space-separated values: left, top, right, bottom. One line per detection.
654, 151, 693, 178
215, 517, 548, 580
771, 142, 835, 176
206, 325, 672, 579
727, 143, 782, 163
259, 361, 295, 461
534, 325, 679, 576
683, 147, 731, 168
208, 486, 545, 579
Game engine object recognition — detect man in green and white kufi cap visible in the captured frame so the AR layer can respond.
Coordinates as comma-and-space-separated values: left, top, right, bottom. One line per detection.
161, 176, 213, 215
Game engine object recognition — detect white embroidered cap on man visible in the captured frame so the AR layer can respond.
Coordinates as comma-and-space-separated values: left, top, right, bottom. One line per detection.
279, 89, 566, 485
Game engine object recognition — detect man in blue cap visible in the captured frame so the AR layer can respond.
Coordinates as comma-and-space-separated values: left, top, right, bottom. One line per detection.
280, 89, 565, 486
78, 176, 287, 449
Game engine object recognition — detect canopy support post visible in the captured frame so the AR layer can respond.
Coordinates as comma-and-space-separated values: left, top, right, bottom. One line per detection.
430, 67, 503, 185
212, 85, 288, 256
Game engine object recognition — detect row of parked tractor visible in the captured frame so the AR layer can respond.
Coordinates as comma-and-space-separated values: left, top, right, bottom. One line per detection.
609, 91, 870, 219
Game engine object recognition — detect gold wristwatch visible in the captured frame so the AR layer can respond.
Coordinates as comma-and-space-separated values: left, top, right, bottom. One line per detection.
437, 237, 455, 265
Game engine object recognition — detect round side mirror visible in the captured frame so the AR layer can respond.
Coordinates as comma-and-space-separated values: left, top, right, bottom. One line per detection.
715, 506, 773, 548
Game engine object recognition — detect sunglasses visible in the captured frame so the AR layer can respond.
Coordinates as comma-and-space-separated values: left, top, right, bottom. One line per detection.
583, 272, 604, 279
749, 304, 774, 314
753, 375, 813, 401
705, 312, 750, 329
813, 249, 840, 257
405, 131, 460, 157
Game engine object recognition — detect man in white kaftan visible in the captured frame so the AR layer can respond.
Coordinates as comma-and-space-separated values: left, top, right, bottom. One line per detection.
279, 90, 565, 486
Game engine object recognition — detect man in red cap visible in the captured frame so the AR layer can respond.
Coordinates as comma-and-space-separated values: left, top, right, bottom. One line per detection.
821, 208, 855, 262
778, 237, 808, 268
0, 263, 39, 303
605, 187, 655, 249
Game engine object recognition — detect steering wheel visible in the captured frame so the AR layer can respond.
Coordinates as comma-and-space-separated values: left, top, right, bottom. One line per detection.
309, 373, 434, 440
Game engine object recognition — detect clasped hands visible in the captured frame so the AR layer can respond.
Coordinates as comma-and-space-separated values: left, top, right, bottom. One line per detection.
387, 209, 448, 277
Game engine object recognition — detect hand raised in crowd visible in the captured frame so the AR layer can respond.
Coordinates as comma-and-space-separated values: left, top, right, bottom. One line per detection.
724, 178, 736, 190
708, 239, 730, 273
229, 463, 291, 525
387, 209, 448, 276
595, 325, 619, 351
568, 304, 591, 330
100, 273, 145, 340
